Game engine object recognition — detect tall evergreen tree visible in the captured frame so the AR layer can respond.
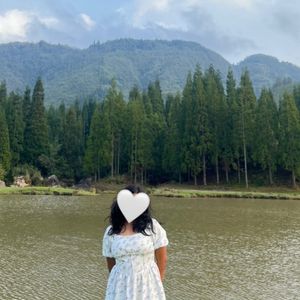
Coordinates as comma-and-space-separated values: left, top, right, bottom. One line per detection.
127, 86, 146, 183
278, 93, 300, 187
189, 66, 206, 184
57, 102, 66, 146
148, 80, 164, 116
204, 65, 224, 184
193, 65, 211, 185
253, 88, 278, 184
103, 79, 126, 177
60, 106, 84, 180
22, 87, 31, 164
47, 104, 60, 143
180, 72, 193, 182
0, 107, 11, 175
6, 92, 24, 166
237, 70, 256, 188
293, 84, 300, 111
82, 98, 96, 148
23, 78, 49, 168
84, 104, 110, 180
225, 69, 239, 183
43, 104, 60, 176
162, 93, 182, 182
22, 87, 31, 125
142, 92, 153, 116
146, 80, 166, 182
0, 81, 7, 105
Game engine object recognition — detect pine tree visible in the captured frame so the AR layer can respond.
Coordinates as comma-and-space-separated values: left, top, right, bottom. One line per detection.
22, 87, 31, 164
142, 92, 153, 116
189, 66, 204, 184
293, 84, 300, 111
47, 104, 60, 143
180, 72, 193, 182
193, 65, 211, 185
84, 104, 110, 180
237, 70, 256, 188
23, 78, 49, 168
127, 86, 146, 183
146, 80, 166, 182
22, 87, 31, 125
0, 107, 11, 175
6, 92, 24, 166
0, 81, 7, 105
103, 79, 126, 178
148, 80, 164, 116
57, 102, 66, 146
278, 93, 300, 187
253, 88, 278, 184
60, 106, 84, 180
225, 69, 239, 183
82, 98, 96, 148
162, 93, 182, 181
204, 65, 224, 184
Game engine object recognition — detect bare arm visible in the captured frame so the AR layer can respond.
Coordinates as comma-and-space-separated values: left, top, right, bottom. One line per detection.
106, 257, 116, 273
154, 246, 167, 281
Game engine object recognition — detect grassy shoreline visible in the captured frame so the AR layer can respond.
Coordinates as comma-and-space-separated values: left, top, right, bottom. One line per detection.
0, 186, 97, 196
1, 184, 300, 200
148, 187, 300, 200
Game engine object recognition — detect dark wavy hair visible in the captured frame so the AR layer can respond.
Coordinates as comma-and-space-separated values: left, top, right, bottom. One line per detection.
107, 184, 155, 236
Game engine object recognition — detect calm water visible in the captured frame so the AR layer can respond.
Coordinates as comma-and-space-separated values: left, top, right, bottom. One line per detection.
0, 194, 299, 300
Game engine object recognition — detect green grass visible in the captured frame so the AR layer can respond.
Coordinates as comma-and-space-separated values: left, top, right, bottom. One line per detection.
0, 186, 97, 196
149, 187, 300, 200
2, 183, 300, 200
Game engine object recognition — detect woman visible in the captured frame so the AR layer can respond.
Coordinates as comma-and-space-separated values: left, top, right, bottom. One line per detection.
102, 184, 169, 300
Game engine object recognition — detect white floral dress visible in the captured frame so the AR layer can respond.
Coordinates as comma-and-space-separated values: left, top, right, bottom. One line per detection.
102, 218, 169, 300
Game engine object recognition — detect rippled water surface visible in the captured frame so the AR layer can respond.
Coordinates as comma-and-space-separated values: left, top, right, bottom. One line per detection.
0, 194, 299, 299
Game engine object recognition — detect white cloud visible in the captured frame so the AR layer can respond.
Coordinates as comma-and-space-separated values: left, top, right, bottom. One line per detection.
132, 0, 171, 28
132, 0, 259, 30
213, 0, 256, 9
0, 9, 31, 42
38, 17, 59, 29
79, 13, 96, 31
155, 21, 188, 31
0, 9, 60, 42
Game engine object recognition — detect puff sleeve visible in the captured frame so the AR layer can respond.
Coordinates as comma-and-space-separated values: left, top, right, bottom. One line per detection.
102, 225, 113, 257
152, 218, 169, 250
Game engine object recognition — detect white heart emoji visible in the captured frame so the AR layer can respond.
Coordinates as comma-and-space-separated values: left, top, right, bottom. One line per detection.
117, 189, 150, 223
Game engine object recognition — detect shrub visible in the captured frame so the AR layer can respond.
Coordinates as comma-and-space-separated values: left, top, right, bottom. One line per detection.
12, 164, 44, 185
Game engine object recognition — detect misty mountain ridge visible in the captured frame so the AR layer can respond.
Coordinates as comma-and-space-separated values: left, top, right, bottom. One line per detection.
234, 53, 300, 96
0, 39, 299, 105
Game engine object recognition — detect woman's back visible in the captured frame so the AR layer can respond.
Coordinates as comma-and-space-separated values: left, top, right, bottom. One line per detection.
102, 218, 169, 300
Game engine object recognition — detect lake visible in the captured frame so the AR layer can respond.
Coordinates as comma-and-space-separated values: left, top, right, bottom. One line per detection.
0, 194, 299, 299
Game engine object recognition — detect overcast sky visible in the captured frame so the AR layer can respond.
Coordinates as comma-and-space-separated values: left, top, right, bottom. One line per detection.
0, 0, 299, 66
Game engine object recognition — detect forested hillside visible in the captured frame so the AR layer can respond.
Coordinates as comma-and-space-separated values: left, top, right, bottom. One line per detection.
1, 39, 300, 106
234, 54, 300, 96
0, 39, 230, 105
2, 66, 300, 187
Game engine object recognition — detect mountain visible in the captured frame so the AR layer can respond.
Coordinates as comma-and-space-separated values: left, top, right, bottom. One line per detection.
0, 39, 230, 105
0, 39, 300, 105
234, 54, 300, 96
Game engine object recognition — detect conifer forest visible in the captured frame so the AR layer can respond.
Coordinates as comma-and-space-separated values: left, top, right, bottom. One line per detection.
1, 65, 300, 187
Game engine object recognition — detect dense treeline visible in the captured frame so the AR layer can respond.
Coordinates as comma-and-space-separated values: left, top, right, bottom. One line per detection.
1, 65, 300, 187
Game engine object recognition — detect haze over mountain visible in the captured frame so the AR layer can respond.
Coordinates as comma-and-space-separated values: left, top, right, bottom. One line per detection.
0, 39, 300, 105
